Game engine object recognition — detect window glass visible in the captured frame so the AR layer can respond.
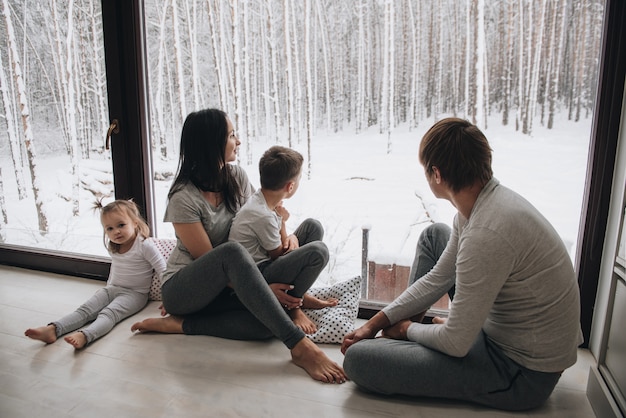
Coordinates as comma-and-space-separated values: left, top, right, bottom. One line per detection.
0, 0, 111, 257
140, 0, 604, 307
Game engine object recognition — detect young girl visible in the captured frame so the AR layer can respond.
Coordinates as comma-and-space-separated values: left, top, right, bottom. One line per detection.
25, 199, 166, 349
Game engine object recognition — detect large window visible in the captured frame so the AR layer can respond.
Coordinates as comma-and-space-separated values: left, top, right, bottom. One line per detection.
0, 1, 619, 336
143, 1, 604, 307
0, 0, 112, 257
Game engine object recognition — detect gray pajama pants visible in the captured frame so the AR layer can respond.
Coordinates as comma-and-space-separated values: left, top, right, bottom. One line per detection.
343, 223, 562, 411
161, 241, 306, 349
259, 218, 329, 298
53, 285, 148, 344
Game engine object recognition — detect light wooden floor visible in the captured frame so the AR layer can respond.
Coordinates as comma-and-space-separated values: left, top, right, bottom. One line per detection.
1, 265, 596, 417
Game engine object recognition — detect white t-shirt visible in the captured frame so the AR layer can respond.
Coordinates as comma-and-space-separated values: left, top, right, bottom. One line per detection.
108, 235, 166, 294
229, 189, 282, 264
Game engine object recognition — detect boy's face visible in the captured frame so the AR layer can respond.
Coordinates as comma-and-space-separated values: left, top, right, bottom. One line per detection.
285, 170, 302, 199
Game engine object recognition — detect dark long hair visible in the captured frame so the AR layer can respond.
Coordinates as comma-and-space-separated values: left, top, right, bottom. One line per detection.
169, 109, 244, 213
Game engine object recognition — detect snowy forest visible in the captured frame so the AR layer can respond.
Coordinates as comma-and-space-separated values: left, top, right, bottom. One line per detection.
0, 0, 604, 270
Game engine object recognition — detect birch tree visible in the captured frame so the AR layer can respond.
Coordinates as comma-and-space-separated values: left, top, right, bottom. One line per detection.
172, 0, 187, 120
2, 0, 49, 234
303, 0, 313, 179
282, 0, 295, 146
0, 46, 27, 200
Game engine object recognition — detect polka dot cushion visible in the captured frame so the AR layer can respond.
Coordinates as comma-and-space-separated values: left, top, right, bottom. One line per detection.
303, 276, 362, 344
149, 238, 177, 301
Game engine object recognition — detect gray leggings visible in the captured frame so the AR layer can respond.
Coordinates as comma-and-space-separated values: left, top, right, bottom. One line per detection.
344, 223, 562, 411
161, 241, 305, 349
53, 285, 148, 344
259, 218, 329, 298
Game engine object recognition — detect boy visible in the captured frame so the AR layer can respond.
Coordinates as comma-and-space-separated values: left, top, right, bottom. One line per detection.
229, 146, 337, 333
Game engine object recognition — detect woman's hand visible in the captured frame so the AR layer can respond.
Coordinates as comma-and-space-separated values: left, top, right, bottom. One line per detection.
269, 283, 303, 309
158, 303, 168, 317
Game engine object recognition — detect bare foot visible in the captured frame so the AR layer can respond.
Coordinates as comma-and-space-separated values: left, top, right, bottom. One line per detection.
291, 337, 347, 383
64, 331, 87, 349
131, 315, 184, 334
301, 293, 338, 309
289, 308, 317, 334
24, 325, 57, 344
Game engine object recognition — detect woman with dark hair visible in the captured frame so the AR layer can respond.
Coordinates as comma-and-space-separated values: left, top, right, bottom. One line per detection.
341, 118, 582, 410
132, 109, 346, 384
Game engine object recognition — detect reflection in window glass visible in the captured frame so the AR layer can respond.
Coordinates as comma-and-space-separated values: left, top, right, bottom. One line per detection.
0, 1, 111, 257
140, 1, 604, 304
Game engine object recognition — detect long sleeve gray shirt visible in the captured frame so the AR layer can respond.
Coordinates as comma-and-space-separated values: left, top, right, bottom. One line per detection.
383, 178, 583, 373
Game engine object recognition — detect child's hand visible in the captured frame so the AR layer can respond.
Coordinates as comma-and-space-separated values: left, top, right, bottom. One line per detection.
158, 303, 168, 317
283, 234, 299, 253
275, 203, 290, 221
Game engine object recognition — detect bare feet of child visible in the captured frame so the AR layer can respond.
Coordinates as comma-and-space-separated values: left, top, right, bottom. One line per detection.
131, 315, 184, 334
64, 331, 87, 349
302, 293, 338, 309
288, 308, 317, 334
24, 325, 57, 344
291, 337, 347, 383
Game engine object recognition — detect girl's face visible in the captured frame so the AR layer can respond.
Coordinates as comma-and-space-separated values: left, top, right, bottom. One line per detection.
102, 210, 137, 249
224, 118, 240, 163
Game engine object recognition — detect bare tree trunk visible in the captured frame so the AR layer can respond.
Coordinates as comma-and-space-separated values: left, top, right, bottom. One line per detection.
303, 0, 313, 179
266, 1, 281, 143
155, 0, 170, 159
207, 0, 227, 110
283, 0, 295, 146
0, 45, 27, 199
526, 0, 547, 135
548, 0, 568, 129
2, 0, 49, 234
184, 0, 201, 110
172, 0, 187, 120
64, 0, 80, 216
242, 0, 254, 164
475, 0, 485, 127
259, 4, 273, 142
231, 0, 247, 162
314, 0, 332, 132
464, 0, 472, 119
355, 1, 366, 133
502, 0, 513, 126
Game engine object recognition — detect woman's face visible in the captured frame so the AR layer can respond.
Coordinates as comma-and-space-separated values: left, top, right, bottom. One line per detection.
224, 118, 240, 163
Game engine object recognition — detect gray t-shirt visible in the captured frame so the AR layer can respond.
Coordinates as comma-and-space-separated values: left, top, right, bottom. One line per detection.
161, 165, 253, 283
383, 178, 583, 373
229, 189, 283, 264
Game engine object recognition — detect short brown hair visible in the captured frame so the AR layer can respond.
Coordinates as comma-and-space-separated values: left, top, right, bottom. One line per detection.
419, 118, 493, 192
259, 146, 303, 190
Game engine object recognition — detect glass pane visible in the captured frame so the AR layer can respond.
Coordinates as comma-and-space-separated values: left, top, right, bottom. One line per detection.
144, 1, 604, 306
0, 1, 110, 257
